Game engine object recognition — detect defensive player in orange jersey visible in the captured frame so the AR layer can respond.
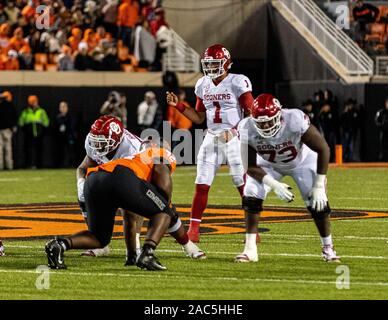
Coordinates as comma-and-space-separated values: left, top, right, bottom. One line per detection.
45, 143, 204, 271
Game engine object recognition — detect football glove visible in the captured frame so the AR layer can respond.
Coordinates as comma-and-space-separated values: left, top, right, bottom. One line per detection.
262, 175, 294, 203
310, 174, 328, 212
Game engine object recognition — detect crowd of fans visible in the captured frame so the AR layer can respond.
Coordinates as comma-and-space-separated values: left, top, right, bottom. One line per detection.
0, 0, 171, 71
301, 89, 362, 163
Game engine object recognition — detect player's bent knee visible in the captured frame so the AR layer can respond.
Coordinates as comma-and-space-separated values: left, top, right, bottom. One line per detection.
242, 196, 263, 214
308, 203, 331, 220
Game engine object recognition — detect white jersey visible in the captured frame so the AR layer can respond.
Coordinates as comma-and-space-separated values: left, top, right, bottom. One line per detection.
85, 129, 143, 164
238, 108, 313, 171
195, 73, 252, 133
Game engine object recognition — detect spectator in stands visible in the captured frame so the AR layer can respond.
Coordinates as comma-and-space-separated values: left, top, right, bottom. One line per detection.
117, 0, 139, 49
3, 49, 20, 70
0, 23, 10, 54
74, 42, 94, 70
323, 89, 340, 141
58, 44, 74, 71
100, 40, 121, 71
302, 99, 319, 128
319, 102, 337, 162
100, 90, 125, 120
133, 17, 156, 68
54, 101, 76, 168
0, 5, 9, 26
352, 0, 379, 47
167, 89, 192, 150
375, 98, 388, 161
340, 99, 360, 162
102, 0, 119, 37
137, 90, 162, 135
149, 7, 168, 37
18, 95, 50, 169
4, 2, 20, 27
8, 27, 30, 53
0, 91, 17, 170
313, 90, 324, 110
82, 28, 98, 53
68, 27, 83, 53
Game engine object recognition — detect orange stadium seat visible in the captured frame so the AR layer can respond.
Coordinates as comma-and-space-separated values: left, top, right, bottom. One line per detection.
34, 53, 48, 65
365, 23, 386, 43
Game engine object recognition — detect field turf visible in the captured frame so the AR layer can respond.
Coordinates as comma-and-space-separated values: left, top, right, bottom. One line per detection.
0, 166, 388, 300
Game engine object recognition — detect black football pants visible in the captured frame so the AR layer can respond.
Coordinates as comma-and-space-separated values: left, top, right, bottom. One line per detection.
84, 165, 175, 247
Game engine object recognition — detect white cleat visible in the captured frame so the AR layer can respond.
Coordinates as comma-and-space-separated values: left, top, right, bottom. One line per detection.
235, 251, 258, 263
81, 245, 110, 257
182, 241, 206, 259
322, 245, 341, 263
0, 240, 4, 257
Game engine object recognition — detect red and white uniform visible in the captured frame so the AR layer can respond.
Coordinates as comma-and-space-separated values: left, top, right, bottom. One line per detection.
194, 73, 252, 186
85, 129, 143, 164
238, 108, 318, 203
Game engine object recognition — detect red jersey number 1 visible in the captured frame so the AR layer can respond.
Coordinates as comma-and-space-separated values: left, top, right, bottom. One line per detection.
213, 102, 222, 123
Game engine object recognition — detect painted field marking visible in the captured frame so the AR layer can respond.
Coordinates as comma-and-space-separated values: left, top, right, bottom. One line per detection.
0, 269, 387, 288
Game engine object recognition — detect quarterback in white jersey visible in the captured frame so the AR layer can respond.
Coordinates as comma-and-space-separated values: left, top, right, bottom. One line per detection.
77, 115, 206, 262
166, 44, 254, 243
236, 94, 340, 263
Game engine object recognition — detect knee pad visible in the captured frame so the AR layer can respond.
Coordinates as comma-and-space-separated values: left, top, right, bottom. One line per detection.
231, 175, 244, 187
242, 197, 263, 215
308, 203, 331, 220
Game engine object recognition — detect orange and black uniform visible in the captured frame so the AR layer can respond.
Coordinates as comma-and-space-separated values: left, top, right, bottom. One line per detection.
84, 147, 177, 246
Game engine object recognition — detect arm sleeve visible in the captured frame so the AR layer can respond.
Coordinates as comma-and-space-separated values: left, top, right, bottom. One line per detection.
195, 97, 206, 112
42, 109, 50, 127
238, 91, 254, 114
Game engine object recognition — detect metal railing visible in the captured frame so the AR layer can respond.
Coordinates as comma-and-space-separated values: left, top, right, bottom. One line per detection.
277, 0, 374, 76
375, 56, 388, 76
162, 29, 201, 73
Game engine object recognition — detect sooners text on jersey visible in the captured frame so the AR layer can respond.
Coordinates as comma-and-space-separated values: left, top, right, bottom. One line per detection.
238, 109, 312, 171
195, 73, 252, 133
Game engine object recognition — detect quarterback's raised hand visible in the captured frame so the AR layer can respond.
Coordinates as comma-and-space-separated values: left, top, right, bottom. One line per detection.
309, 174, 328, 212
166, 91, 178, 107
262, 175, 294, 203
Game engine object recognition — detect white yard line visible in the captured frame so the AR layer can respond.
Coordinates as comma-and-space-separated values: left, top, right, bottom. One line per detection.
0, 268, 387, 287
5, 245, 387, 260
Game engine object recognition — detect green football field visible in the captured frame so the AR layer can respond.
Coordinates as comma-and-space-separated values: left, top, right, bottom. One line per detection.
0, 166, 388, 300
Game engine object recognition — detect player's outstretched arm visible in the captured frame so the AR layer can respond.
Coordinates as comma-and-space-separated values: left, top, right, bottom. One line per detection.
301, 125, 330, 212
166, 91, 206, 124
301, 125, 330, 175
76, 155, 98, 207
152, 163, 173, 203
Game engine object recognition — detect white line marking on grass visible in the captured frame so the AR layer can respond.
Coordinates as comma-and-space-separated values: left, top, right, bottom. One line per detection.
5, 245, 387, 260
0, 269, 387, 288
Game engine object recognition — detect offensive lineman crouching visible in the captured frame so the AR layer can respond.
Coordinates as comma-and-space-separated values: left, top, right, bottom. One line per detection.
45, 145, 193, 271
236, 94, 340, 263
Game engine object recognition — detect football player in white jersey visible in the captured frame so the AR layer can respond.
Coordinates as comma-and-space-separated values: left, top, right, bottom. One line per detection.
236, 94, 340, 263
166, 44, 254, 243
77, 115, 205, 263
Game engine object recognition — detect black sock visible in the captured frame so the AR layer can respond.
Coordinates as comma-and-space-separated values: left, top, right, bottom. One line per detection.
143, 240, 157, 251
57, 237, 71, 250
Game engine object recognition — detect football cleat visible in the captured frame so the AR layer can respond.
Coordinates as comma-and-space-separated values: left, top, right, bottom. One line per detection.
0, 240, 4, 257
322, 245, 341, 263
182, 241, 207, 259
81, 245, 110, 257
45, 238, 67, 269
136, 246, 167, 271
234, 251, 259, 263
187, 227, 200, 243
